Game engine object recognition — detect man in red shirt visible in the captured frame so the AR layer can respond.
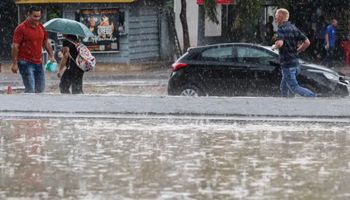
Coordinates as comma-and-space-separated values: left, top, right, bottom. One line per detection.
11, 6, 56, 93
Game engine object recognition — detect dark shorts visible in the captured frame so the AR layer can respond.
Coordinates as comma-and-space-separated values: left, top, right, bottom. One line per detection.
59, 67, 84, 94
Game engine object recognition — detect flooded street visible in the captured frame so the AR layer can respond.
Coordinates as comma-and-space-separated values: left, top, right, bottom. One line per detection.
2, 0, 350, 199
1, 118, 350, 199
46, 80, 168, 96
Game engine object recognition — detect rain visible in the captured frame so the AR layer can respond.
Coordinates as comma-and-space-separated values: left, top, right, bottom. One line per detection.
1, 118, 350, 199
1, 0, 350, 199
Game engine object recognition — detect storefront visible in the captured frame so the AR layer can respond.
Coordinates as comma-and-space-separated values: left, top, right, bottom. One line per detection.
15, 0, 173, 64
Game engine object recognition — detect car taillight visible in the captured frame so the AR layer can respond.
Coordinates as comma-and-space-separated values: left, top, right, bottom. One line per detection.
172, 63, 188, 72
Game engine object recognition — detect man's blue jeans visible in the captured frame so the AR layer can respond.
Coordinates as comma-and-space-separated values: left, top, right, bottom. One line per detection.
18, 60, 45, 93
280, 64, 316, 97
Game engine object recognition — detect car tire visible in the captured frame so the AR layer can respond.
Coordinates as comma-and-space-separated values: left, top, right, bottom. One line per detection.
179, 85, 203, 97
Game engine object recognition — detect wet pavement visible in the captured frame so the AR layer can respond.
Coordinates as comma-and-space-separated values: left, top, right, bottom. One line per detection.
1, 64, 350, 96
2, 94, 350, 120
1, 118, 350, 199
1, 64, 350, 199
46, 80, 168, 96
0, 65, 170, 95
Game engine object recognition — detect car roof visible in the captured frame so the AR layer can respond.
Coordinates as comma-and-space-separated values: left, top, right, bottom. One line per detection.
186, 43, 279, 58
187, 43, 276, 53
182, 43, 341, 75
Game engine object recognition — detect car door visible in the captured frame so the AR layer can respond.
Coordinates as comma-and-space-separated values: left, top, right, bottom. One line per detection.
235, 45, 281, 96
197, 46, 248, 96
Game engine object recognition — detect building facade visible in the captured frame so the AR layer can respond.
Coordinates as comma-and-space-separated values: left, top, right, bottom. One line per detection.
15, 0, 174, 64
175, 0, 350, 53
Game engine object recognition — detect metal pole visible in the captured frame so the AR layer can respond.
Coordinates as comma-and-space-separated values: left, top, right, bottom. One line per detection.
226, 5, 228, 28
17, 4, 20, 23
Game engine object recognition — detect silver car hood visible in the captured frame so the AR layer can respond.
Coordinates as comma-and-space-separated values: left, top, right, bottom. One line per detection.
300, 62, 338, 75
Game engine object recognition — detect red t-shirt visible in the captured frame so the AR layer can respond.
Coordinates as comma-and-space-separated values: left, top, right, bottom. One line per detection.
13, 19, 48, 64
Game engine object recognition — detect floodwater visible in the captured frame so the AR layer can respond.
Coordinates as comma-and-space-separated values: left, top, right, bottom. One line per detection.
1, 118, 350, 199
46, 81, 167, 96
1, 78, 168, 95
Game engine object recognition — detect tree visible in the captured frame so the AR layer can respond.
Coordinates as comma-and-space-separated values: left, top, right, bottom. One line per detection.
203, 0, 263, 42
180, 0, 190, 51
203, 0, 219, 24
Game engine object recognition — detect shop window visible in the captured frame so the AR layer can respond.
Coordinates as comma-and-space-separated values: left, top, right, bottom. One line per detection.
77, 9, 125, 52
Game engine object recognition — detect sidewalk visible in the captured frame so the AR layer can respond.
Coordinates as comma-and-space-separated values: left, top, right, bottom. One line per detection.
0, 62, 171, 93
0, 61, 170, 74
1, 94, 350, 121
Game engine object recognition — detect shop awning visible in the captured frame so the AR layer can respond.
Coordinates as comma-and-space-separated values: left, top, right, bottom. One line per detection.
16, 0, 135, 4
197, 0, 234, 4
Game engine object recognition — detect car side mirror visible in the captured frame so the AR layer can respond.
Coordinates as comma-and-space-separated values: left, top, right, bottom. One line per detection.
269, 60, 281, 67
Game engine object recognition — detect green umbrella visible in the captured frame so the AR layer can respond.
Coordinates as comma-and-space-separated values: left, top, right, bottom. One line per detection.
44, 18, 94, 37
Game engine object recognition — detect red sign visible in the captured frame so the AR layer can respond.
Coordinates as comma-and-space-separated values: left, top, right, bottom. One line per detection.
197, 0, 234, 4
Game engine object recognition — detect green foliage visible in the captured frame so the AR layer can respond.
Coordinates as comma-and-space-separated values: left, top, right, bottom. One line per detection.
270, 0, 292, 9
47, 5, 62, 21
233, 0, 262, 29
164, 0, 174, 10
203, 0, 262, 29
204, 0, 219, 24
47, 12, 59, 21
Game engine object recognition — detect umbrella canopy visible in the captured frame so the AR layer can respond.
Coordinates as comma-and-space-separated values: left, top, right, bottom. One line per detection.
44, 18, 94, 37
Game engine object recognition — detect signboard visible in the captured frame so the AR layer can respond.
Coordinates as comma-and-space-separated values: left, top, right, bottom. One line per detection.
79, 9, 120, 52
16, 0, 135, 4
197, 0, 234, 4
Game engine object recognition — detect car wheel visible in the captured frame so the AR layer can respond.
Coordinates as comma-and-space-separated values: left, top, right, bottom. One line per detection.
180, 85, 202, 97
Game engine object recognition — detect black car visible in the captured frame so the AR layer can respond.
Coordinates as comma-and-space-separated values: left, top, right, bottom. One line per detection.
168, 43, 349, 97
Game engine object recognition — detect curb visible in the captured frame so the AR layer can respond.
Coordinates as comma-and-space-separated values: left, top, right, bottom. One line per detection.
1, 95, 350, 119
1, 110, 350, 123
0, 86, 24, 94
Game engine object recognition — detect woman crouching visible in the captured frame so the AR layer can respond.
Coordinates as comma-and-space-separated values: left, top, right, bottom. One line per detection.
57, 34, 84, 94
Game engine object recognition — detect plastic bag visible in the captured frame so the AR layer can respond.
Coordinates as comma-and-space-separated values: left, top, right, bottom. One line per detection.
45, 60, 58, 72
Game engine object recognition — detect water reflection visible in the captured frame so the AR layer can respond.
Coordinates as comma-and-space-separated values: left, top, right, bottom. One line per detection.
1, 119, 350, 199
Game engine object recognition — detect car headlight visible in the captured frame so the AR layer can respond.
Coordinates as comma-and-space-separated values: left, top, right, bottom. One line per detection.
322, 72, 339, 81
